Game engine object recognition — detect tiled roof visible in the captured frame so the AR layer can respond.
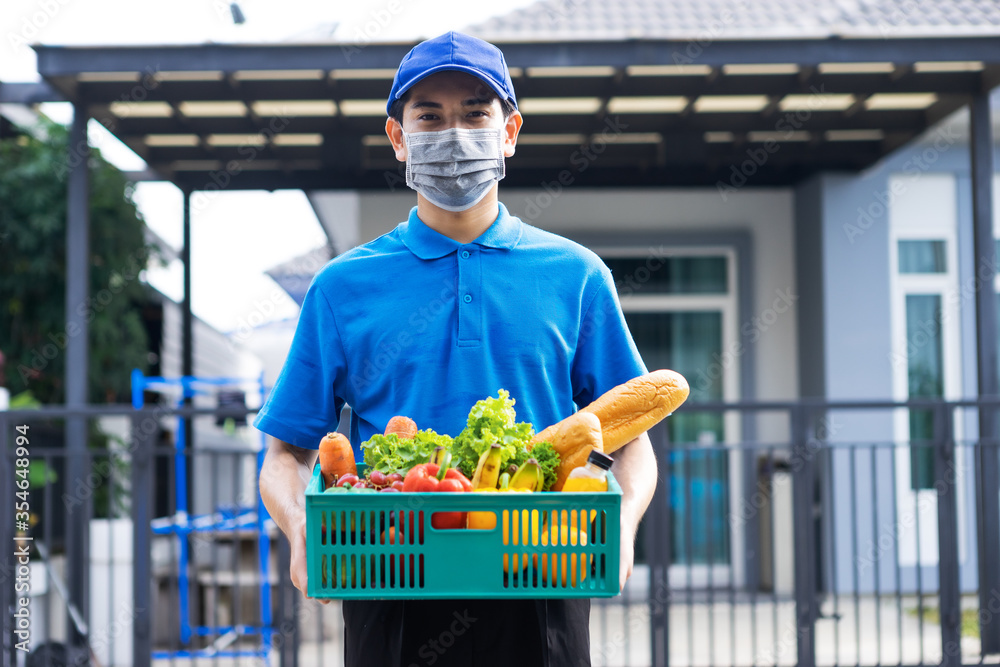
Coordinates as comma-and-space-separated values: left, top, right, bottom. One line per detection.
467, 0, 1000, 41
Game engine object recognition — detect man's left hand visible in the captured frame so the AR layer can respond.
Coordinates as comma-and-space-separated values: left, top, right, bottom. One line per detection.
619, 521, 636, 592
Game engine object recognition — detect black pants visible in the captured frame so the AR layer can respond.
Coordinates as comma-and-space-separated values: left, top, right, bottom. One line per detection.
343, 598, 591, 667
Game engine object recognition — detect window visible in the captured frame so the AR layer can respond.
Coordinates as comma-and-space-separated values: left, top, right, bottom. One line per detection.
890, 235, 957, 491
905, 294, 943, 490
898, 240, 947, 274
603, 250, 737, 566
603, 255, 727, 294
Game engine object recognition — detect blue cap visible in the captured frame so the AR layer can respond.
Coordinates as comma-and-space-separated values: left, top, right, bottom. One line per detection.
387, 31, 517, 116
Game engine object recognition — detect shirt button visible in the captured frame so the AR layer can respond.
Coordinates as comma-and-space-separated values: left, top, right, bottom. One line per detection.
461, 250, 470, 259
464, 294, 473, 303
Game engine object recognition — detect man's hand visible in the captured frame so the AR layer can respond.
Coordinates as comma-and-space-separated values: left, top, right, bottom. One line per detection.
619, 523, 636, 591
259, 437, 329, 603
610, 431, 658, 593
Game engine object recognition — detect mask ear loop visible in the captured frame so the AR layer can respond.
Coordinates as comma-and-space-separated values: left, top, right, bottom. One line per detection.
496, 127, 507, 181
402, 129, 416, 189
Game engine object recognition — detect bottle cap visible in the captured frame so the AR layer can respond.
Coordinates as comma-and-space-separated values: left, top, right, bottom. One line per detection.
587, 449, 614, 471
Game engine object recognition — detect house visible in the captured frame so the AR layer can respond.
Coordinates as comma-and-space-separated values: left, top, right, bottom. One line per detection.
7, 0, 1000, 662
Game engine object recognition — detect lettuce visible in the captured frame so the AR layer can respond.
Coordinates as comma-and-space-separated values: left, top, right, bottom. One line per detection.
450, 390, 536, 479
361, 429, 452, 476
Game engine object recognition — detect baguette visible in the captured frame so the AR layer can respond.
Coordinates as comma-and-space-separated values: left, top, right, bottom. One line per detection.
580, 369, 689, 453
531, 411, 603, 491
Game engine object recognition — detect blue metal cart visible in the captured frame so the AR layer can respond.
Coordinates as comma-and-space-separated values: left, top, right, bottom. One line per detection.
131, 370, 274, 662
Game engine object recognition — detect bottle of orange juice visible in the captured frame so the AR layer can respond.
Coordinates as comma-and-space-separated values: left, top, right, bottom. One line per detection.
562, 450, 613, 492
561, 450, 613, 526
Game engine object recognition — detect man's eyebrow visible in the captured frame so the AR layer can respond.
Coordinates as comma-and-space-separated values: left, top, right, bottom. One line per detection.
408, 97, 493, 110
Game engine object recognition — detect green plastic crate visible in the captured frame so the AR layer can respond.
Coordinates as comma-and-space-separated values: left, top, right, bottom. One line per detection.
305, 464, 621, 599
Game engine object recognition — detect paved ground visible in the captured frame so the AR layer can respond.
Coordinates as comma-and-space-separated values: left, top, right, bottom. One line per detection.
147, 568, 1000, 667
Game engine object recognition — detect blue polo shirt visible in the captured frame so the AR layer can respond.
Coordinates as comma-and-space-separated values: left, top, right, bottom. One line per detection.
253, 202, 647, 457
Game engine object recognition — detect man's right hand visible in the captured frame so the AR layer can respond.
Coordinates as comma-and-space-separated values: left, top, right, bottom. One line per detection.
286, 510, 330, 604
259, 437, 327, 602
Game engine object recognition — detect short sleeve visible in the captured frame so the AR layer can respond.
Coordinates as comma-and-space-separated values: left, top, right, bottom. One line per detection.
570, 269, 648, 410
253, 278, 347, 449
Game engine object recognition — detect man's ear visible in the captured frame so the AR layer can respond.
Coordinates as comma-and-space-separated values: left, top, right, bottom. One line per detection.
503, 110, 523, 158
385, 117, 407, 162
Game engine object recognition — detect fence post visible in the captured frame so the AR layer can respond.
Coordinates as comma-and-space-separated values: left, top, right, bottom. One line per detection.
130, 411, 155, 667
276, 533, 300, 667
935, 403, 962, 666
645, 421, 671, 667
791, 405, 817, 667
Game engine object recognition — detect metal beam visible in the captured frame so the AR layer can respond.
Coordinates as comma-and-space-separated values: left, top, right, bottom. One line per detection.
64, 101, 90, 651
181, 188, 194, 475
32, 37, 1000, 77
0, 81, 65, 104
130, 412, 155, 667
791, 405, 817, 667
969, 88, 1000, 654
935, 405, 961, 667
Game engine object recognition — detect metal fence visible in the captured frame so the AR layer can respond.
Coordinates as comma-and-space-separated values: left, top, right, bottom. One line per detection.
1, 399, 998, 667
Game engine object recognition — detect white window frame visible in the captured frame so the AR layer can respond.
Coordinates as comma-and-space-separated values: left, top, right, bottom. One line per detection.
888, 180, 966, 568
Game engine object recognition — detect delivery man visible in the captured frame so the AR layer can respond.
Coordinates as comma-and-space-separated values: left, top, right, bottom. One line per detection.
256, 31, 658, 666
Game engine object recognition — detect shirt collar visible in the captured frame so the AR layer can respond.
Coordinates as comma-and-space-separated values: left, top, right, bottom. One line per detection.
399, 202, 523, 260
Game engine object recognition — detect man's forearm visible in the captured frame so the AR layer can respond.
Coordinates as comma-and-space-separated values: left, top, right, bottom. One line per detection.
610, 431, 658, 536
259, 437, 318, 538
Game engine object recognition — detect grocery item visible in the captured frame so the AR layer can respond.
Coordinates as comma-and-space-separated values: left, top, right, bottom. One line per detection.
561, 450, 613, 494
470, 444, 503, 490
385, 415, 418, 439
318, 432, 357, 488
579, 369, 690, 452
530, 412, 603, 492
402, 452, 473, 529
509, 459, 544, 492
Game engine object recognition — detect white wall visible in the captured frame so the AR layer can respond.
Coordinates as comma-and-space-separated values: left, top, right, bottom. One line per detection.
358, 187, 800, 411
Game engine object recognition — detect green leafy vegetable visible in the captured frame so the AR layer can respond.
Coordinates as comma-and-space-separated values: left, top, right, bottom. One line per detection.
362, 429, 453, 476
450, 390, 536, 479
510, 440, 560, 492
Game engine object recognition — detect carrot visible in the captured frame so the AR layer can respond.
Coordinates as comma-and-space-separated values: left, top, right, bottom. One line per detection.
384, 415, 418, 440
318, 432, 357, 488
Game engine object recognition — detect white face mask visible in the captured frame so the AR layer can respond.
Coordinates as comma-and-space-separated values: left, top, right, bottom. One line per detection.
403, 127, 506, 212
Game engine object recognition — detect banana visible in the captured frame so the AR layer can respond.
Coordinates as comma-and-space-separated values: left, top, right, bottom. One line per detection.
510, 459, 544, 492
431, 446, 448, 467
471, 443, 503, 490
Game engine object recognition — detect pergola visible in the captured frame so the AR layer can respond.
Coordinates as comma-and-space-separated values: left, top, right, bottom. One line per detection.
0, 33, 998, 664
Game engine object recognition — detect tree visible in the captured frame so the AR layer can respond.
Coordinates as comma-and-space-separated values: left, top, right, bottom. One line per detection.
0, 117, 162, 404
